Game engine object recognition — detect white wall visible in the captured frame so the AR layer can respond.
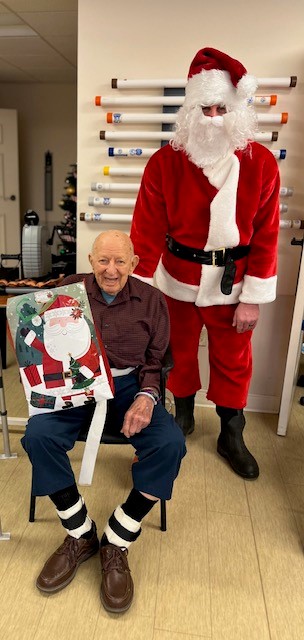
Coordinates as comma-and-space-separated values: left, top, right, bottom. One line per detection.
78, 0, 304, 412
0, 83, 76, 249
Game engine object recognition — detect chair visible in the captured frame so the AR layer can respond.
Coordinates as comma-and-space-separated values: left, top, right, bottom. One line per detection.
29, 347, 174, 531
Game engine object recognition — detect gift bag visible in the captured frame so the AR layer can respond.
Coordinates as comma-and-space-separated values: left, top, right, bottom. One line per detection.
7, 282, 114, 484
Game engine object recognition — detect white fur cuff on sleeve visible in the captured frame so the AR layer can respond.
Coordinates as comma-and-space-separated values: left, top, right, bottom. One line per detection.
239, 274, 277, 304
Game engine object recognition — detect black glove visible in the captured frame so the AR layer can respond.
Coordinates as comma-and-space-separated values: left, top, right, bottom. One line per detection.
20, 327, 30, 337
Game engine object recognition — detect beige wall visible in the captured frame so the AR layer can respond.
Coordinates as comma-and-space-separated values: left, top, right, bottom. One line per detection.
0, 83, 76, 248
78, 0, 304, 412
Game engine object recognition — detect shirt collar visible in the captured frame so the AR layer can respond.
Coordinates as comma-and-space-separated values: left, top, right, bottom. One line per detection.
85, 273, 142, 304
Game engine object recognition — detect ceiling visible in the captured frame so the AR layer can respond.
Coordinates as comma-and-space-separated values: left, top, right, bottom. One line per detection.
0, 0, 77, 83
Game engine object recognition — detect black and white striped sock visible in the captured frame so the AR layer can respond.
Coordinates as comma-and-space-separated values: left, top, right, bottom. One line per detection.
56, 496, 93, 539
104, 505, 142, 549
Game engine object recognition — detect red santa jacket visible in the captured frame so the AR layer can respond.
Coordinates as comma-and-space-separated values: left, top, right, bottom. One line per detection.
130, 142, 280, 306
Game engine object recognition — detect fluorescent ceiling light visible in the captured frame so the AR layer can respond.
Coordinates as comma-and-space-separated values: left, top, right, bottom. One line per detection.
0, 25, 38, 37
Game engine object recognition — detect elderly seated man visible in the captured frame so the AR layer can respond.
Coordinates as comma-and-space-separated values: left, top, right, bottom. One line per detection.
21, 230, 186, 613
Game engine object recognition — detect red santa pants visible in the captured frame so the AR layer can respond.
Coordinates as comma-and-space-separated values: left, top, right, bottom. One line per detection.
165, 297, 252, 409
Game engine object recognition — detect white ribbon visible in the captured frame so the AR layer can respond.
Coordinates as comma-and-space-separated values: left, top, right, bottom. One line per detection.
78, 399, 107, 485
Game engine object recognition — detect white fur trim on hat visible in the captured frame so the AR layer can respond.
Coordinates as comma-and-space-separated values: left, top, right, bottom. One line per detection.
44, 306, 75, 322
185, 69, 257, 109
185, 69, 236, 109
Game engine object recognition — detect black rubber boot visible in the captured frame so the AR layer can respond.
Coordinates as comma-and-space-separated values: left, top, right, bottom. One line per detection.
216, 406, 259, 479
174, 395, 195, 436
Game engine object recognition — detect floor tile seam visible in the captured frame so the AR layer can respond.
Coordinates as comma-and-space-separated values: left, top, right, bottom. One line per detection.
206, 506, 251, 519
88, 602, 101, 640
153, 625, 211, 638
30, 596, 52, 640
202, 434, 215, 640
244, 482, 273, 640
151, 525, 164, 625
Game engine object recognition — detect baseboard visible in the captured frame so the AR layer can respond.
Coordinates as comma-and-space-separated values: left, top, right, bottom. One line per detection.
7, 417, 27, 428
195, 389, 280, 414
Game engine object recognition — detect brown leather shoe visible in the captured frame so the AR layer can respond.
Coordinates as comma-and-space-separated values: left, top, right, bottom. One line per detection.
100, 544, 134, 613
36, 523, 99, 594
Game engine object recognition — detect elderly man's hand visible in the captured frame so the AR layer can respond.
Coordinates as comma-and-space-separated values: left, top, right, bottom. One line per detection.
121, 394, 154, 438
232, 302, 260, 333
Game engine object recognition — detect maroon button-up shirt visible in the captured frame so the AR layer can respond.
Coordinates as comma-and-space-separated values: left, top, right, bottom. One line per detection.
61, 273, 170, 393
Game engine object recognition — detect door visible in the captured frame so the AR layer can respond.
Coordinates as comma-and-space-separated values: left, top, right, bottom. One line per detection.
0, 109, 20, 258
277, 234, 304, 435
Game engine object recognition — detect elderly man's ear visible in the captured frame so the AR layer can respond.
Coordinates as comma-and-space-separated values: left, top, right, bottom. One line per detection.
131, 255, 139, 271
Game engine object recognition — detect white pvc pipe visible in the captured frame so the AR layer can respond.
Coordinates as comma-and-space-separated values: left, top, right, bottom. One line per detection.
103, 165, 144, 176
101, 130, 172, 141
90, 185, 292, 199
108, 147, 157, 158
80, 212, 303, 228
106, 112, 288, 125
280, 203, 288, 213
112, 77, 297, 89
106, 147, 286, 160
101, 130, 278, 142
257, 113, 288, 124
97, 95, 185, 107
91, 182, 140, 192
271, 149, 286, 159
280, 187, 293, 197
249, 96, 277, 106
96, 94, 277, 107
88, 196, 136, 207
107, 113, 178, 124
254, 132, 278, 142
280, 219, 304, 229
80, 212, 132, 222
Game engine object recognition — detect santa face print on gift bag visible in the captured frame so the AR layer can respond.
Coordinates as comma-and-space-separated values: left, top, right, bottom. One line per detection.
7, 282, 113, 414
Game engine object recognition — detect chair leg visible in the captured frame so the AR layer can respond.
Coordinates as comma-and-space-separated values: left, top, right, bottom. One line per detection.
29, 493, 36, 522
160, 499, 167, 532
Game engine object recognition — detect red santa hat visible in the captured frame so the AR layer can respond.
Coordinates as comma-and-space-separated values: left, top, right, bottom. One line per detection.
185, 47, 258, 108
41, 294, 81, 323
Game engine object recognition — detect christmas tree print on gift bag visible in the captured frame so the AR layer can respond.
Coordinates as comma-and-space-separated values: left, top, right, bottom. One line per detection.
6, 282, 114, 485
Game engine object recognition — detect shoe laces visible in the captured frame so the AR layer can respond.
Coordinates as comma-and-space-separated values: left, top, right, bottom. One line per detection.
102, 545, 129, 573
57, 535, 80, 561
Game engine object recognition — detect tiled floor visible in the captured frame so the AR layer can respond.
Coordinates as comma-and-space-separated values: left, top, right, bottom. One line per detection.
1, 346, 304, 639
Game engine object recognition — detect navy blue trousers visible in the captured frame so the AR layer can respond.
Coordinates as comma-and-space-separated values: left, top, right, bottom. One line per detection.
21, 372, 186, 501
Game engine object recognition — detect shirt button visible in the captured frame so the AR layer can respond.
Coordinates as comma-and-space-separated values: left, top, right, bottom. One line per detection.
104, 323, 109, 328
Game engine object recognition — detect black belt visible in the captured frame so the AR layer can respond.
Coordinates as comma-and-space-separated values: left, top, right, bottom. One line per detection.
44, 371, 72, 382
166, 235, 250, 295
166, 235, 250, 266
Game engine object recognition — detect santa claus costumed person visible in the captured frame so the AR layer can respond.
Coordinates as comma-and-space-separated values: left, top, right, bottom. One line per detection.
21, 294, 100, 391
130, 47, 280, 480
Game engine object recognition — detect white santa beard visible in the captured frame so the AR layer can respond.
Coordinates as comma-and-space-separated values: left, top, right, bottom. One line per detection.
172, 105, 257, 169
185, 111, 233, 168
44, 320, 91, 362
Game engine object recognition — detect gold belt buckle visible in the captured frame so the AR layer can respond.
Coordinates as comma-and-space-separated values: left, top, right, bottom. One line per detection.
212, 248, 225, 267
63, 369, 72, 380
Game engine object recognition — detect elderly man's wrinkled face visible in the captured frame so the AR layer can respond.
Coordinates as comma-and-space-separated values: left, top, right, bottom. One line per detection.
89, 233, 139, 295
